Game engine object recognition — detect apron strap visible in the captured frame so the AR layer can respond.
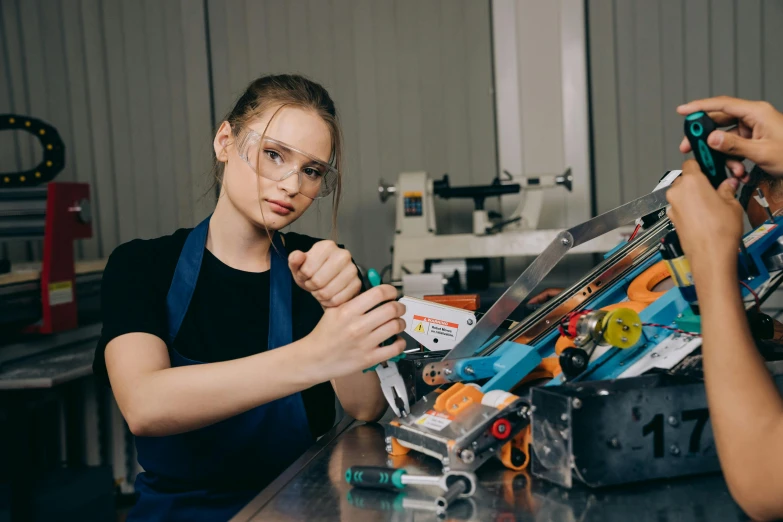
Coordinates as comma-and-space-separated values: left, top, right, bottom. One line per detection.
268, 233, 292, 349
166, 217, 210, 345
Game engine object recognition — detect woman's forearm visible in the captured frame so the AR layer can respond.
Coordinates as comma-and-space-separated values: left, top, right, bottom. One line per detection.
106, 333, 323, 437
331, 370, 387, 422
696, 261, 783, 519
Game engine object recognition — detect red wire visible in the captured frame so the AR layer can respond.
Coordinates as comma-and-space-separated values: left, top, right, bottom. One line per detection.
641, 323, 701, 337
628, 224, 641, 242
739, 281, 761, 312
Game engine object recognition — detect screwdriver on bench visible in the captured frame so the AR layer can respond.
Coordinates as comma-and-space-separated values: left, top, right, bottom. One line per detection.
345, 466, 477, 515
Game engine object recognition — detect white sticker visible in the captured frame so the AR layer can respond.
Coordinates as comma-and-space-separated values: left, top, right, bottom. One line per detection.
412, 315, 459, 340
415, 410, 453, 431
48, 281, 74, 306
743, 223, 777, 247
620, 334, 701, 378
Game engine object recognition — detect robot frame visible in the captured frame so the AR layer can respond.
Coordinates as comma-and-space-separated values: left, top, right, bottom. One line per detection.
382, 171, 783, 489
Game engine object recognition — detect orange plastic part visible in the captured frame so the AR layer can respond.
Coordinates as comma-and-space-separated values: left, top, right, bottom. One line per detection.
387, 436, 410, 456
553, 300, 649, 354
423, 294, 480, 311
433, 382, 484, 415
499, 426, 531, 471
627, 261, 671, 304
518, 356, 562, 384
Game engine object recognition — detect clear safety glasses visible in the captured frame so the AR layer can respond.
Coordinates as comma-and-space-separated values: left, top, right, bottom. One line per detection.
235, 129, 339, 200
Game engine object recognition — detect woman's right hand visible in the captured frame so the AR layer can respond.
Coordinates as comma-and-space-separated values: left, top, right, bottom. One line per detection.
677, 96, 783, 178
306, 284, 406, 380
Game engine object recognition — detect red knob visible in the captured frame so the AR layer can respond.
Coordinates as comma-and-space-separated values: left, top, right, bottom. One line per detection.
491, 418, 512, 439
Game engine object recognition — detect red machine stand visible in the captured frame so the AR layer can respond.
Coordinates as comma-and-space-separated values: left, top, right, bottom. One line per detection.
29, 182, 92, 334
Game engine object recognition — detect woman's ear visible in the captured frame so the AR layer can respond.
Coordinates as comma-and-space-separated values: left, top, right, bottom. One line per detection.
213, 121, 233, 163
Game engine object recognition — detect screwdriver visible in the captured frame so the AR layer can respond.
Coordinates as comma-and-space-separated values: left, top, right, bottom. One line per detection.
685, 111, 758, 277
345, 466, 476, 514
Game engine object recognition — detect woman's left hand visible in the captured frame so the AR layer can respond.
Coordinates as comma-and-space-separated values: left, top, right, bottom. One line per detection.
288, 241, 362, 308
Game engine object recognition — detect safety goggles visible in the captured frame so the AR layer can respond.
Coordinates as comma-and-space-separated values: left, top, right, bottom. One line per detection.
235, 129, 339, 199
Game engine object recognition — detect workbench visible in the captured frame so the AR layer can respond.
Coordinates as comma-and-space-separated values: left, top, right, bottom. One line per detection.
231, 415, 747, 522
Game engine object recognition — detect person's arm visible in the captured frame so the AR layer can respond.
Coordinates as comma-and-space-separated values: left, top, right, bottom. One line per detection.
289, 240, 396, 421
107, 285, 406, 438
106, 333, 320, 437
668, 161, 783, 521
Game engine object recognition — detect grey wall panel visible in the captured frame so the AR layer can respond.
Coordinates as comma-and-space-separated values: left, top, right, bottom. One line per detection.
660, 0, 686, 170
590, 0, 779, 209
81, 0, 119, 254
587, 0, 622, 212
164, 0, 196, 229
762, 1, 783, 110
62, 0, 101, 259
0, 0, 213, 263
179, 0, 214, 223
736, 0, 762, 100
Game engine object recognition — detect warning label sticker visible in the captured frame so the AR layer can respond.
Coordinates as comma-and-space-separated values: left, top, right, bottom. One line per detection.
744, 224, 777, 247
415, 410, 453, 431
48, 281, 74, 306
412, 315, 459, 340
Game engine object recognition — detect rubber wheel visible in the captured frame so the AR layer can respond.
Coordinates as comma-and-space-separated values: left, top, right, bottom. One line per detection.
560, 347, 589, 379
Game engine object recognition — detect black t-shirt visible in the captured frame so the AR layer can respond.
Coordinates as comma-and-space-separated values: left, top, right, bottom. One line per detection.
94, 228, 336, 439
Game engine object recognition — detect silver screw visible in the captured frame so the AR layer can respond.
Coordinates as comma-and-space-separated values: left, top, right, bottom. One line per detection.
677, 314, 683, 319
608, 438, 620, 448
385, 436, 392, 443
385, 445, 393, 452
670, 444, 681, 456
621, 337, 628, 343
561, 238, 570, 246
616, 318, 623, 324
668, 416, 679, 427
651, 353, 660, 358
460, 449, 475, 464
561, 413, 569, 421
572, 398, 582, 409
622, 325, 629, 331
465, 366, 475, 375
444, 368, 452, 375
467, 318, 474, 325
633, 323, 640, 327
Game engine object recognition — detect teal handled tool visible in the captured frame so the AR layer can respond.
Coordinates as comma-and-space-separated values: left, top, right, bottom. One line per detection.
684, 111, 757, 277
345, 466, 477, 515
363, 268, 410, 417
684, 111, 729, 190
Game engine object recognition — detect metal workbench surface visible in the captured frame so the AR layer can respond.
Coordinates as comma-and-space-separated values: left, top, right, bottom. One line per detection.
231, 416, 748, 522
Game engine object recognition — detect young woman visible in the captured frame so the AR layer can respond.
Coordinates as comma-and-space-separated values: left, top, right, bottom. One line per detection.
93, 74, 407, 521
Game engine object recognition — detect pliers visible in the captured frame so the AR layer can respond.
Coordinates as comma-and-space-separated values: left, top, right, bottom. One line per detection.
374, 356, 410, 417
366, 353, 409, 417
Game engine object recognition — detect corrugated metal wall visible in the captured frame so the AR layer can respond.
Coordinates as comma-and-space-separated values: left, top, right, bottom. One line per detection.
0, 0, 497, 273
0, 0, 214, 262
588, 0, 782, 213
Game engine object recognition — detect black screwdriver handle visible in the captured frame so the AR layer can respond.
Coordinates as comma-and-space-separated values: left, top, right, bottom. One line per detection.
345, 466, 407, 490
684, 111, 728, 190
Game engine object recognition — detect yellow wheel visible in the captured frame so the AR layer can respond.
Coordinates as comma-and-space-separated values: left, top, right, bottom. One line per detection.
602, 308, 643, 349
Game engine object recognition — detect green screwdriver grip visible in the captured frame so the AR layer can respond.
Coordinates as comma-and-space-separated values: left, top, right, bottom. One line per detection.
345, 466, 407, 490
362, 268, 403, 373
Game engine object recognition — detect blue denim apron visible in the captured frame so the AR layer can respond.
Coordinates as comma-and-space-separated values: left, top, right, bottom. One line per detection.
128, 216, 313, 521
